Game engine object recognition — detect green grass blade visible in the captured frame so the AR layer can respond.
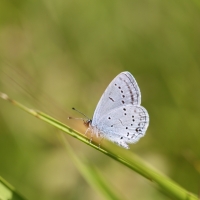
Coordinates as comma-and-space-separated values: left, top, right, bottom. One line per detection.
0, 92, 198, 200
0, 176, 27, 200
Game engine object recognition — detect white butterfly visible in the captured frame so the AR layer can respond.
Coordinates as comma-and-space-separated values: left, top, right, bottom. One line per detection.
85, 71, 149, 149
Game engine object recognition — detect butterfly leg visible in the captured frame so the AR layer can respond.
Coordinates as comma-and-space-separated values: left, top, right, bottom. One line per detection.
89, 126, 99, 144
90, 128, 94, 143
98, 137, 104, 149
84, 127, 90, 136
84, 127, 93, 144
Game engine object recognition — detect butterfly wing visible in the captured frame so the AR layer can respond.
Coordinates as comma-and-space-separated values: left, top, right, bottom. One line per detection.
95, 105, 149, 149
92, 71, 141, 126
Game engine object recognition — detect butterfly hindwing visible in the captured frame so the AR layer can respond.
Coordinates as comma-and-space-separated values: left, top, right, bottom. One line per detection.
95, 105, 149, 149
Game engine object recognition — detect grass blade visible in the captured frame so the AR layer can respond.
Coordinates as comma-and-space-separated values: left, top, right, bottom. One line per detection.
0, 176, 27, 200
0, 92, 198, 200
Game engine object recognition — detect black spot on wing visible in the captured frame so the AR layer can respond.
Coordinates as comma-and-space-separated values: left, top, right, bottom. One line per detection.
109, 97, 115, 102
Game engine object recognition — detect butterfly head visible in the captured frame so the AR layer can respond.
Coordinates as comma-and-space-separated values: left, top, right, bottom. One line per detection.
84, 119, 92, 128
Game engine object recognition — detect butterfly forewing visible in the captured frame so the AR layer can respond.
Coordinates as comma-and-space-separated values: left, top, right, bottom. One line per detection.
92, 71, 141, 126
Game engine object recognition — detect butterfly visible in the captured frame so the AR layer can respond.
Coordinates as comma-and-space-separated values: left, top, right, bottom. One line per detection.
84, 71, 149, 149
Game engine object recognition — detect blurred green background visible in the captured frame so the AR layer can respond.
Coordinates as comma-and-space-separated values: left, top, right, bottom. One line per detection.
0, 0, 200, 199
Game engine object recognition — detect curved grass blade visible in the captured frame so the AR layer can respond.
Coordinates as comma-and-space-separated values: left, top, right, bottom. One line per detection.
0, 176, 27, 200
0, 92, 198, 200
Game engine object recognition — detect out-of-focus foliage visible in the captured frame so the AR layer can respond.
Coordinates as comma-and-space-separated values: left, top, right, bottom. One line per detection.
0, 0, 200, 200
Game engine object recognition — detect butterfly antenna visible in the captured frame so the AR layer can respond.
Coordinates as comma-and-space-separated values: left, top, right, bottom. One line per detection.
68, 116, 85, 120
71, 107, 90, 120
